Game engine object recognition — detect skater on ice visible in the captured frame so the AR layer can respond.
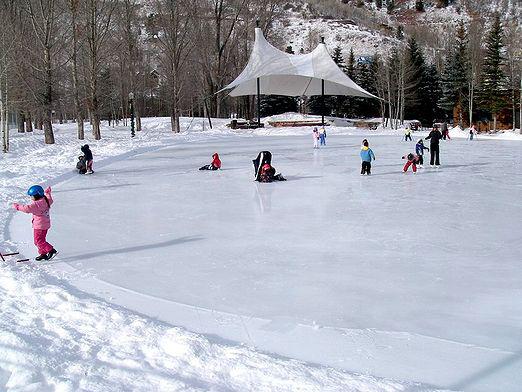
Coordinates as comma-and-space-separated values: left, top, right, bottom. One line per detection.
469, 124, 476, 141
415, 139, 429, 167
402, 153, 420, 173
12, 185, 58, 261
313, 127, 320, 148
319, 128, 327, 146
81, 144, 94, 174
360, 139, 376, 175
425, 127, 443, 166
199, 152, 221, 171
404, 126, 412, 141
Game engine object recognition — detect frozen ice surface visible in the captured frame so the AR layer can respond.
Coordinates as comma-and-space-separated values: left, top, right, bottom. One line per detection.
8, 132, 522, 391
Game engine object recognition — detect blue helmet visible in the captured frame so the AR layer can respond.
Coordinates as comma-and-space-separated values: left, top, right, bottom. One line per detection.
27, 185, 45, 197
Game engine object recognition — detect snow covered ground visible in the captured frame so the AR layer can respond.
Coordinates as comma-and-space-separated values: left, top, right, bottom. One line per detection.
2, 117, 521, 391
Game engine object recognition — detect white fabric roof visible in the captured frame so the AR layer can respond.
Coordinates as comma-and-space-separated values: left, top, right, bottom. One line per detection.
219, 28, 378, 99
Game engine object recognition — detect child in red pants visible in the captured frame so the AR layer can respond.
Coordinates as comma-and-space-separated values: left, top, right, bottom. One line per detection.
13, 185, 58, 261
402, 153, 420, 173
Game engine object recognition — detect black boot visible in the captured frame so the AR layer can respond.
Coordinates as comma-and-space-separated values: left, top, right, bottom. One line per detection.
35, 254, 48, 261
46, 249, 58, 260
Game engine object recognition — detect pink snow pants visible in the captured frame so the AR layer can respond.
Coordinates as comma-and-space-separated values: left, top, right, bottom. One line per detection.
403, 161, 417, 173
87, 159, 93, 171
34, 229, 53, 255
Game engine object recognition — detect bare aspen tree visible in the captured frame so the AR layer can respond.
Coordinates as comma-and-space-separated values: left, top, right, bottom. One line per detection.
120, 0, 142, 131
149, 0, 198, 133
22, 0, 68, 144
69, 0, 84, 139
84, 0, 116, 140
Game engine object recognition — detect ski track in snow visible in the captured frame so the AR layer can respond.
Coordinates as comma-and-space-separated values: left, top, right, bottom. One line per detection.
0, 118, 457, 392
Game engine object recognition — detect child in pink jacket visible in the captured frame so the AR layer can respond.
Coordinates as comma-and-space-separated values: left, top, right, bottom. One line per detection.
13, 185, 58, 261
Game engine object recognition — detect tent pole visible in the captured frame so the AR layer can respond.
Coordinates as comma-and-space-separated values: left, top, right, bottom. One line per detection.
320, 37, 325, 127
321, 78, 325, 127
257, 77, 261, 127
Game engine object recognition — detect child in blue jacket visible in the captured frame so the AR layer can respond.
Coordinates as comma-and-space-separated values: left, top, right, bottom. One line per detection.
415, 139, 429, 166
360, 139, 376, 175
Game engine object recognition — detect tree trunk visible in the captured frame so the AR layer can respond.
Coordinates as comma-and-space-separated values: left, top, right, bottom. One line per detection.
26, 112, 33, 132
44, 47, 55, 144
17, 112, 25, 132
493, 113, 497, 132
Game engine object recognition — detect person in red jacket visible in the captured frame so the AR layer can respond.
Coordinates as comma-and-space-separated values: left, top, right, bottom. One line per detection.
12, 185, 58, 261
199, 152, 221, 170
402, 153, 420, 173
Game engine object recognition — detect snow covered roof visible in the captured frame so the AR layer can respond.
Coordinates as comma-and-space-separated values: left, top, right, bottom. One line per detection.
219, 28, 379, 99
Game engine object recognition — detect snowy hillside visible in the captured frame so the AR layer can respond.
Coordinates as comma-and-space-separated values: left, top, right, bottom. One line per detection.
274, 0, 521, 59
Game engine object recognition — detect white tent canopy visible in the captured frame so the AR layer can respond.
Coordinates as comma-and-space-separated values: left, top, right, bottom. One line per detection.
219, 28, 379, 99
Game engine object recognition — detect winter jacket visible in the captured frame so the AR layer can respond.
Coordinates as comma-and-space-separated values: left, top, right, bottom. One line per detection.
313, 130, 319, 140
425, 130, 442, 146
81, 145, 93, 161
13, 188, 53, 230
360, 146, 375, 162
402, 153, 419, 163
415, 142, 429, 156
211, 153, 221, 169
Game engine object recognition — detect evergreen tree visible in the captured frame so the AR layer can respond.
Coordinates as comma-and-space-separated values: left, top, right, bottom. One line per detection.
376, 0, 383, 9
438, 22, 470, 126
346, 48, 356, 79
404, 37, 440, 125
477, 13, 508, 130
343, 48, 358, 117
355, 58, 380, 118
331, 46, 345, 72
415, 1, 424, 12
396, 25, 404, 40
387, 0, 395, 14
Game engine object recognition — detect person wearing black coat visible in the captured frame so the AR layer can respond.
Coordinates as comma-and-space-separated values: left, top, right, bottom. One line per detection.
80, 144, 94, 174
425, 129, 442, 166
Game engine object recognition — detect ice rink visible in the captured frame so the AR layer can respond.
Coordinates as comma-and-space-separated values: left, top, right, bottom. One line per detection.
10, 134, 522, 391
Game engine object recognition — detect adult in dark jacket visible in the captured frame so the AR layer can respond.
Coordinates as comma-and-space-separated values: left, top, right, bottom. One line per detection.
425, 129, 442, 166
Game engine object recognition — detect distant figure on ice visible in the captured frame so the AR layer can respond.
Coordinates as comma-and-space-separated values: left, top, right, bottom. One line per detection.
81, 144, 94, 174
360, 139, 376, 175
199, 152, 221, 171
76, 155, 87, 174
313, 127, 320, 148
469, 124, 476, 141
441, 122, 451, 140
425, 127, 443, 166
12, 185, 58, 261
404, 126, 412, 141
402, 153, 420, 174
415, 139, 429, 167
319, 127, 327, 146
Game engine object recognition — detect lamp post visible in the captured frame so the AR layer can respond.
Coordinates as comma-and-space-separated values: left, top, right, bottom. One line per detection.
128, 92, 135, 138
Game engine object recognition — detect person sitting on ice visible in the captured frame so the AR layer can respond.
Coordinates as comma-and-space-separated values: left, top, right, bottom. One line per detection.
199, 152, 221, 171
402, 153, 420, 174
258, 163, 286, 183
76, 155, 87, 174
415, 139, 429, 167
81, 144, 94, 174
